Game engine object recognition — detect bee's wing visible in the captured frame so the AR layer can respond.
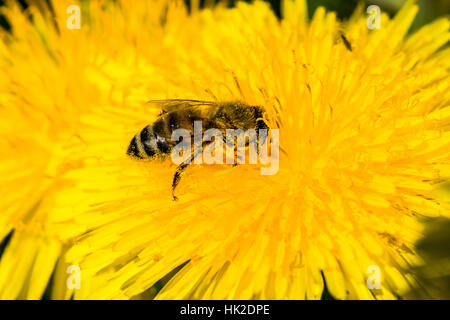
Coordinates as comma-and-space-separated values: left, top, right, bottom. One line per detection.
147, 99, 218, 114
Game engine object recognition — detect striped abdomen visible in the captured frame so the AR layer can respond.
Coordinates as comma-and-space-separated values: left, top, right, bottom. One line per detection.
127, 124, 171, 159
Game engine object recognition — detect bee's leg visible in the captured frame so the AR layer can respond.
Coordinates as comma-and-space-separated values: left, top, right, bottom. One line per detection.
233, 143, 244, 167
172, 162, 190, 201
171, 142, 211, 201
222, 137, 241, 167
233, 148, 242, 167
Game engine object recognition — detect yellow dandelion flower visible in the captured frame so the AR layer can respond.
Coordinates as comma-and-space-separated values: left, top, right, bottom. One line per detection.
0, 0, 449, 300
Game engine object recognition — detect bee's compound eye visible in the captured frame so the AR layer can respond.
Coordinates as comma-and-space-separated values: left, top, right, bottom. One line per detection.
257, 119, 268, 130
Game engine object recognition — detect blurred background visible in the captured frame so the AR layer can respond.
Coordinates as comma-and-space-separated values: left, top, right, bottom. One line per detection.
1, 0, 450, 32
305, 0, 449, 32
203, 0, 450, 32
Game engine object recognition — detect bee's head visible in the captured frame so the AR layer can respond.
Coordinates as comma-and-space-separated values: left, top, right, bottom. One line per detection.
250, 105, 269, 130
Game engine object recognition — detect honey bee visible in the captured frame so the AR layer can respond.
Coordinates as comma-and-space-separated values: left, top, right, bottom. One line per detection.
127, 99, 269, 200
